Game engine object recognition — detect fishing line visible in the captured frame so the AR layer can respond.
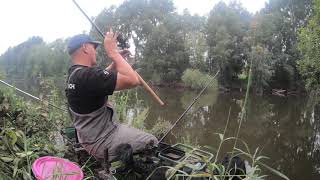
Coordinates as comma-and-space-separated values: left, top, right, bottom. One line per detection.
0, 79, 68, 112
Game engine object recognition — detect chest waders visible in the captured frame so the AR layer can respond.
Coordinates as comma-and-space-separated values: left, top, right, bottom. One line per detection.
66, 67, 118, 158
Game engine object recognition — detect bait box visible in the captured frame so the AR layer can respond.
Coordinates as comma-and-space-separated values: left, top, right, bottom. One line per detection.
159, 146, 186, 164
173, 144, 214, 171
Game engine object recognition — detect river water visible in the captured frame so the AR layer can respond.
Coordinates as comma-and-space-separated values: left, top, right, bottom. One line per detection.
126, 87, 320, 180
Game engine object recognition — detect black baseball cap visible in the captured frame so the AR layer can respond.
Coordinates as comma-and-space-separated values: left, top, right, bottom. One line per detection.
67, 34, 101, 55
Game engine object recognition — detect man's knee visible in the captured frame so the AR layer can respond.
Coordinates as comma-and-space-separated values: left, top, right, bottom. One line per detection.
127, 131, 158, 152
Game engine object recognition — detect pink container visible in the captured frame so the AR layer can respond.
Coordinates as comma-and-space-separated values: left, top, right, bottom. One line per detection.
32, 156, 84, 180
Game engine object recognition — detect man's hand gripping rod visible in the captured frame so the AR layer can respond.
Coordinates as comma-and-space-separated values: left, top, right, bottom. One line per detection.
72, 0, 164, 106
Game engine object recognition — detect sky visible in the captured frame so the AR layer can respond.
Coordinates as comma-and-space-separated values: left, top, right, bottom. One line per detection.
0, 0, 268, 55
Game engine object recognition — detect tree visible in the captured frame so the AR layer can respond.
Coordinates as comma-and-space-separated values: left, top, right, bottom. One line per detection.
113, 0, 174, 59
261, 0, 312, 90
249, 45, 273, 95
0, 37, 44, 79
246, 15, 276, 94
206, 2, 251, 88
0, 37, 69, 83
298, 0, 320, 90
141, 14, 190, 82
92, 0, 176, 69
181, 9, 208, 72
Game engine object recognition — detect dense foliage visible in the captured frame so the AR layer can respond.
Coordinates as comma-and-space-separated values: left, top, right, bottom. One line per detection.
0, 81, 69, 179
298, 0, 320, 90
0, 0, 317, 94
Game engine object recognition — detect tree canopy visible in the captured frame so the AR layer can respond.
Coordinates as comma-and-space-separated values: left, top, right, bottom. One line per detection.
0, 0, 318, 94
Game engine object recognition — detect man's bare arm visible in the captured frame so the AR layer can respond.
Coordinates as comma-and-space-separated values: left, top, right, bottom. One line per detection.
104, 29, 140, 90
105, 50, 130, 71
105, 62, 115, 71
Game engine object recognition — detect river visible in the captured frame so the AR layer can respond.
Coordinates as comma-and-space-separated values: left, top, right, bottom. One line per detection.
127, 87, 320, 180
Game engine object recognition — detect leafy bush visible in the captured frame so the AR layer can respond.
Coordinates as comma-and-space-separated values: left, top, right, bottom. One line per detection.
0, 128, 60, 179
0, 81, 68, 179
182, 69, 218, 90
112, 91, 130, 122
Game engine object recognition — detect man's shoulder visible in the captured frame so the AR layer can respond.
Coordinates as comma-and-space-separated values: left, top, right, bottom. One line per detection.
68, 65, 88, 74
69, 65, 108, 75
68, 65, 97, 80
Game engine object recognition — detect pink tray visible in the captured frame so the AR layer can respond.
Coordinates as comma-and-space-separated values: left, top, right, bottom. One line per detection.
32, 156, 84, 180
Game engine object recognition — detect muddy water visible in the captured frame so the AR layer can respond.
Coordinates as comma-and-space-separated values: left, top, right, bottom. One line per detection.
128, 87, 320, 180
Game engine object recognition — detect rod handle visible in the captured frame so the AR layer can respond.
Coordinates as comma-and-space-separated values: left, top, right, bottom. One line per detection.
136, 73, 165, 106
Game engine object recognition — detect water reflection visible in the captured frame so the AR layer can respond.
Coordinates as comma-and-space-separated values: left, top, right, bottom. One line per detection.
131, 88, 320, 180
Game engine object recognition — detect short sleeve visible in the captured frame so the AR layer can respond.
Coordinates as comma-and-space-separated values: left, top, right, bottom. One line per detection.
77, 66, 117, 96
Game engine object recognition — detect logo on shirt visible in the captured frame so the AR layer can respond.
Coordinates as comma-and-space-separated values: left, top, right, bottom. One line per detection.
103, 70, 109, 75
68, 83, 75, 90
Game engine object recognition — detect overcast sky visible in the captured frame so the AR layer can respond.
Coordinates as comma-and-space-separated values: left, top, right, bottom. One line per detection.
0, 0, 268, 55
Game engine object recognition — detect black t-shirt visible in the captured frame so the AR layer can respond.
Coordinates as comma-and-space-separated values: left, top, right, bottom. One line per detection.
65, 65, 117, 114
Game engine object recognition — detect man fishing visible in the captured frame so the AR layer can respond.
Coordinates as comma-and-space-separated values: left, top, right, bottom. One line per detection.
65, 29, 158, 162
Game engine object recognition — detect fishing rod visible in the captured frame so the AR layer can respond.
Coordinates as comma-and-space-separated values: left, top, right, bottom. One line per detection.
72, 0, 165, 106
0, 79, 68, 112
159, 70, 220, 142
